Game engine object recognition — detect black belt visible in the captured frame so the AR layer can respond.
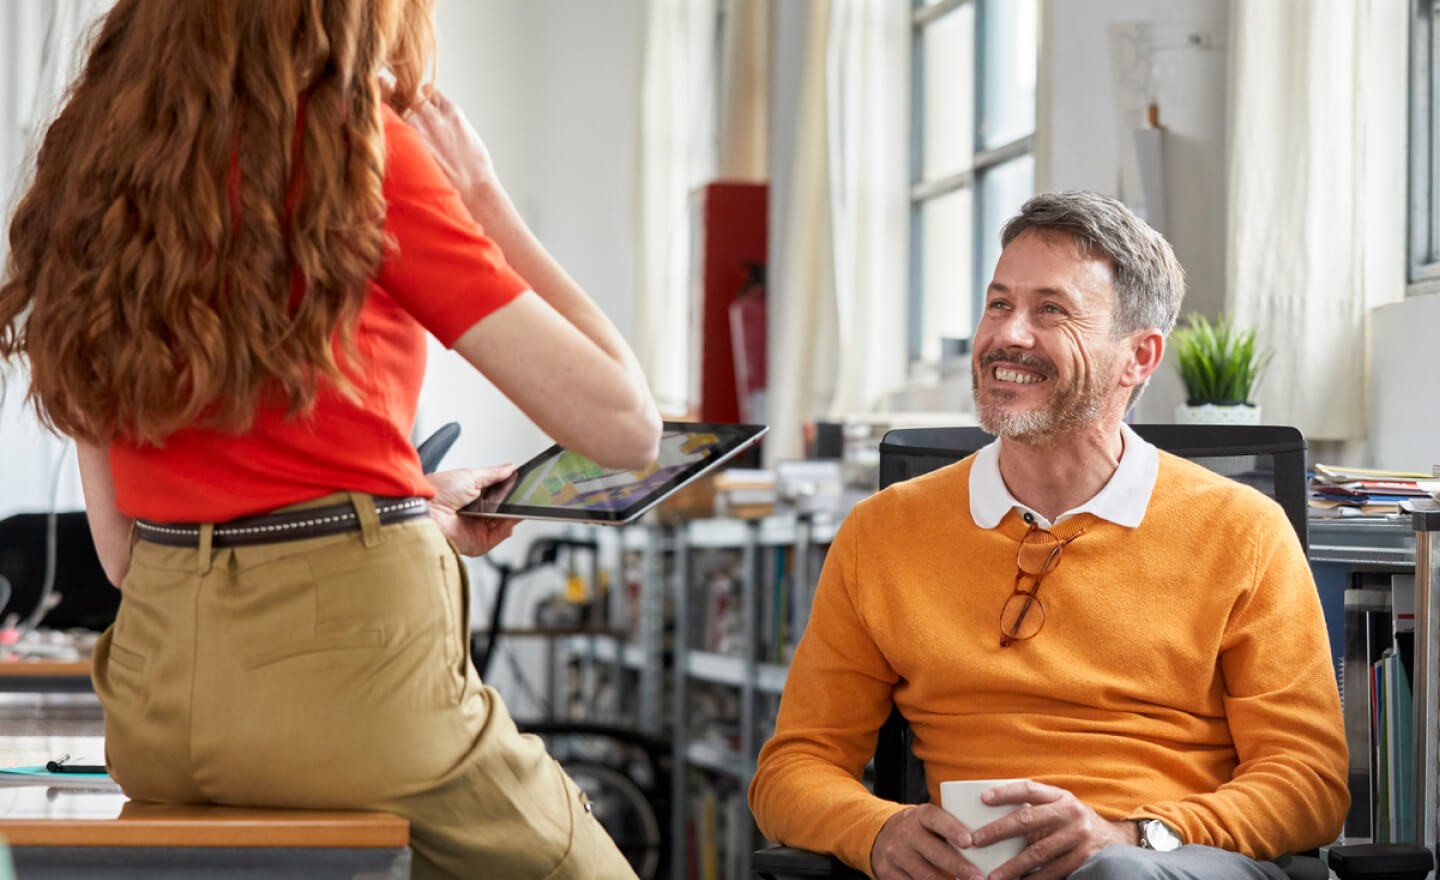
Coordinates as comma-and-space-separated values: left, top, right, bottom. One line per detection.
135, 497, 430, 548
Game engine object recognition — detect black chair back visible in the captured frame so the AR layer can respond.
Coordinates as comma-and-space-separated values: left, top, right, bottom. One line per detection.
878, 424, 1308, 551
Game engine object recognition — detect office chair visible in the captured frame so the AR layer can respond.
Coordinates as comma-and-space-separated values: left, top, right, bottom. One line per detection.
754, 424, 1430, 880
0, 512, 119, 632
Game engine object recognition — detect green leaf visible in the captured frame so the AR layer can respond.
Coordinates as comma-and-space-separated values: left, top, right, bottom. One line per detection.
1170, 313, 1270, 405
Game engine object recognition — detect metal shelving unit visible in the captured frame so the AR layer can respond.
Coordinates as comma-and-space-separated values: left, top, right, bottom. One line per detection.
666, 512, 835, 880
553, 511, 838, 879
1309, 511, 1440, 876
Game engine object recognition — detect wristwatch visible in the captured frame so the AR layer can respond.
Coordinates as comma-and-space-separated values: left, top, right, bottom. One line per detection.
1135, 818, 1183, 852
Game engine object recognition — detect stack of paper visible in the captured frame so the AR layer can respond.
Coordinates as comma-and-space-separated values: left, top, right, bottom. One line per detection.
1309, 465, 1433, 518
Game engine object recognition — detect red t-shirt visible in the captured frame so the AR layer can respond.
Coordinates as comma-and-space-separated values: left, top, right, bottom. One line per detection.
110, 107, 529, 522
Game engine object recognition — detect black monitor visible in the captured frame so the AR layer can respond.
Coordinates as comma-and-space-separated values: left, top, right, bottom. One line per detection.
0, 512, 119, 631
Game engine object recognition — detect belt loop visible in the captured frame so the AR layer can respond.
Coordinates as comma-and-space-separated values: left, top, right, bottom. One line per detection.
350, 492, 382, 548
197, 523, 214, 574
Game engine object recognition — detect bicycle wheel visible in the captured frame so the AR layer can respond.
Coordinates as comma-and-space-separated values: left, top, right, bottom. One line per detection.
562, 760, 663, 880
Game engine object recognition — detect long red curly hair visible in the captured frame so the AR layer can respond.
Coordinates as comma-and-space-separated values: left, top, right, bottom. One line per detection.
0, 0, 435, 445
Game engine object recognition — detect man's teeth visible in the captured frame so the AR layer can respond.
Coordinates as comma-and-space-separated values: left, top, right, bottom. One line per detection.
995, 367, 1043, 384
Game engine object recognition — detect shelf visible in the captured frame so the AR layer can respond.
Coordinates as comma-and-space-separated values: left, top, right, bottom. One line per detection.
618, 514, 839, 550
685, 651, 788, 693
1309, 518, 1416, 567
685, 739, 745, 777
558, 635, 646, 669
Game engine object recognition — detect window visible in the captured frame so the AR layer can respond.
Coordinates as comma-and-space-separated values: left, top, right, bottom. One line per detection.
1409, 0, 1440, 291
908, 0, 1038, 364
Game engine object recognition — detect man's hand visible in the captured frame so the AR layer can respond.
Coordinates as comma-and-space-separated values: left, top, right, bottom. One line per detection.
968, 780, 1135, 880
871, 805, 987, 880
425, 465, 520, 556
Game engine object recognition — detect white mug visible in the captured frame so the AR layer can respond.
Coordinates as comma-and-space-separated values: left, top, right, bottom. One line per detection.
938, 779, 1030, 875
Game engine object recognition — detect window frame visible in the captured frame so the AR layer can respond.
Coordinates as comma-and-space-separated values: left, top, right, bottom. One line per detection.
1409, 0, 1440, 294
907, 0, 1037, 365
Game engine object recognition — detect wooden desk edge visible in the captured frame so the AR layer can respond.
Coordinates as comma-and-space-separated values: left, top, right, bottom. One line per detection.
0, 660, 91, 677
0, 811, 410, 848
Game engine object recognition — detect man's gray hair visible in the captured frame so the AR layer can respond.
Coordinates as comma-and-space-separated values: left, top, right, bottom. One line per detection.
1000, 191, 1185, 338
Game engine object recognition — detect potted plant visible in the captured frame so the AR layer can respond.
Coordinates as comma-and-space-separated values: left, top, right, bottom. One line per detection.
1169, 313, 1273, 425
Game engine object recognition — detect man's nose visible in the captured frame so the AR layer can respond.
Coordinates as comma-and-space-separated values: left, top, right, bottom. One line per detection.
989, 310, 1036, 349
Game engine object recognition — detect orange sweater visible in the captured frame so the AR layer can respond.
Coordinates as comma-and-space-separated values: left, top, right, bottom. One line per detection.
749, 453, 1348, 875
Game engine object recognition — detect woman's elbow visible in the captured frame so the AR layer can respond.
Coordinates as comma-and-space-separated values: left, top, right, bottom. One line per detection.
590, 407, 662, 470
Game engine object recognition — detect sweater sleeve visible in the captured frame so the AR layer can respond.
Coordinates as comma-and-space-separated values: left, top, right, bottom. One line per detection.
1131, 503, 1349, 858
748, 506, 908, 876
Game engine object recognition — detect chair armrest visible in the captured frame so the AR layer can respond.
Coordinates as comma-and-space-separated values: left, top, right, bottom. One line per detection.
1327, 843, 1434, 880
752, 845, 868, 879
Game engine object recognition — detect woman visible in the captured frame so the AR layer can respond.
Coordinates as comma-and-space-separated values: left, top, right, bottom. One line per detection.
0, 1, 659, 877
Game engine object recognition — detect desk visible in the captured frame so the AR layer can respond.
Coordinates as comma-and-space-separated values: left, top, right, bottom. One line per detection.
0, 661, 91, 694
0, 782, 410, 879
0, 727, 412, 879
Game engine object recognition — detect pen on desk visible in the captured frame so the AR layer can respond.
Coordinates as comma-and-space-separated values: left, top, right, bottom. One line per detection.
45, 755, 107, 774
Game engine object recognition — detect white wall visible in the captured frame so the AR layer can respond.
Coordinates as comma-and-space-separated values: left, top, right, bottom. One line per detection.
421, 1, 647, 716
1, 0, 108, 519
1038, 0, 1230, 423
418, 0, 646, 519
1369, 293, 1440, 472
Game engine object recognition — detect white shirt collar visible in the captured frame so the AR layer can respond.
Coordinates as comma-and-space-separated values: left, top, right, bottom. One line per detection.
969, 422, 1159, 530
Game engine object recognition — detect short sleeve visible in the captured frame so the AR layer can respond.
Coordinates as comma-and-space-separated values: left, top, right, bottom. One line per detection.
376, 105, 530, 347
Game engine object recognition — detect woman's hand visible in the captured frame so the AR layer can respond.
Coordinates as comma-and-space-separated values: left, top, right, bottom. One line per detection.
402, 85, 501, 203
425, 465, 520, 556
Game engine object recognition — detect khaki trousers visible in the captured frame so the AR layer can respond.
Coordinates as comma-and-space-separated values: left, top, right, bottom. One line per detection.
93, 493, 637, 880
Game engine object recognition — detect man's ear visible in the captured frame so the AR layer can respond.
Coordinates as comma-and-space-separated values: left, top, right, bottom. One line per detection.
1120, 329, 1165, 392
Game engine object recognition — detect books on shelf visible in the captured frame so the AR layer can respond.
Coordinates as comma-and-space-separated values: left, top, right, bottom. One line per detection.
1371, 647, 1415, 843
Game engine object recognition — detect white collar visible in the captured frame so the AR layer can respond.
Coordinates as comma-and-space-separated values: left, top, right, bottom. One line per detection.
969, 422, 1159, 530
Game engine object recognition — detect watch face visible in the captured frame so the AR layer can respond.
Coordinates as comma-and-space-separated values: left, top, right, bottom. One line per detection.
1142, 819, 1183, 852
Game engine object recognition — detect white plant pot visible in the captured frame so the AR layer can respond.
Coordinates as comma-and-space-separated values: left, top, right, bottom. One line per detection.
1173, 402, 1262, 426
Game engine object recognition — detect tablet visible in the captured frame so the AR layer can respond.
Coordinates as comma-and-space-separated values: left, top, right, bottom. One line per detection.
459, 422, 768, 525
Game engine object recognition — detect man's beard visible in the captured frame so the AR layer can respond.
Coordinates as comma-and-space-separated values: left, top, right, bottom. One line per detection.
973, 349, 1109, 445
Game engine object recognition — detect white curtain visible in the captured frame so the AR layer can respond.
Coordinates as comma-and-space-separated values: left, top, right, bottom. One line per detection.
1227, 0, 1407, 441
717, 0, 769, 179
1, 0, 113, 518
767, 0, 909, 462
2, 0, 113, 262
636, 0, 718, 416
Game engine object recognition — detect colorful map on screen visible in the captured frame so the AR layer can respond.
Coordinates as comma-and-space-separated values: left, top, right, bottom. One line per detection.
506, 430, 722, 512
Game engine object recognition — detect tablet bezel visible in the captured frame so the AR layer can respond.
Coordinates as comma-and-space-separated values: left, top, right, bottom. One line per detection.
458, 421, 768, 526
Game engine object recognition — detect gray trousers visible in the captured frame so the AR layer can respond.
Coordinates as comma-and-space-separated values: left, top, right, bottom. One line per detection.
1071, 845, 1292, 879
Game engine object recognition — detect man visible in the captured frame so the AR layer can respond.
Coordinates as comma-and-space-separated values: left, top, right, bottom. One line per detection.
748, 191, 1347, 880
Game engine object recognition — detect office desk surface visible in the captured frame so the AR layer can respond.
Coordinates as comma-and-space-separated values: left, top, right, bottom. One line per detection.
0, 789, 410, 847
0, 658, 93, 694
1, 735, 409, 843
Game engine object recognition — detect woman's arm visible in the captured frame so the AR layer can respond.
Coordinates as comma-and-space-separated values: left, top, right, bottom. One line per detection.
402, 88, 661, 470
76, 442, 132, 587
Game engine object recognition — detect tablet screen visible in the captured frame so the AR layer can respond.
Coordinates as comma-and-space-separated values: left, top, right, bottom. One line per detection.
459, 422, 768, 525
